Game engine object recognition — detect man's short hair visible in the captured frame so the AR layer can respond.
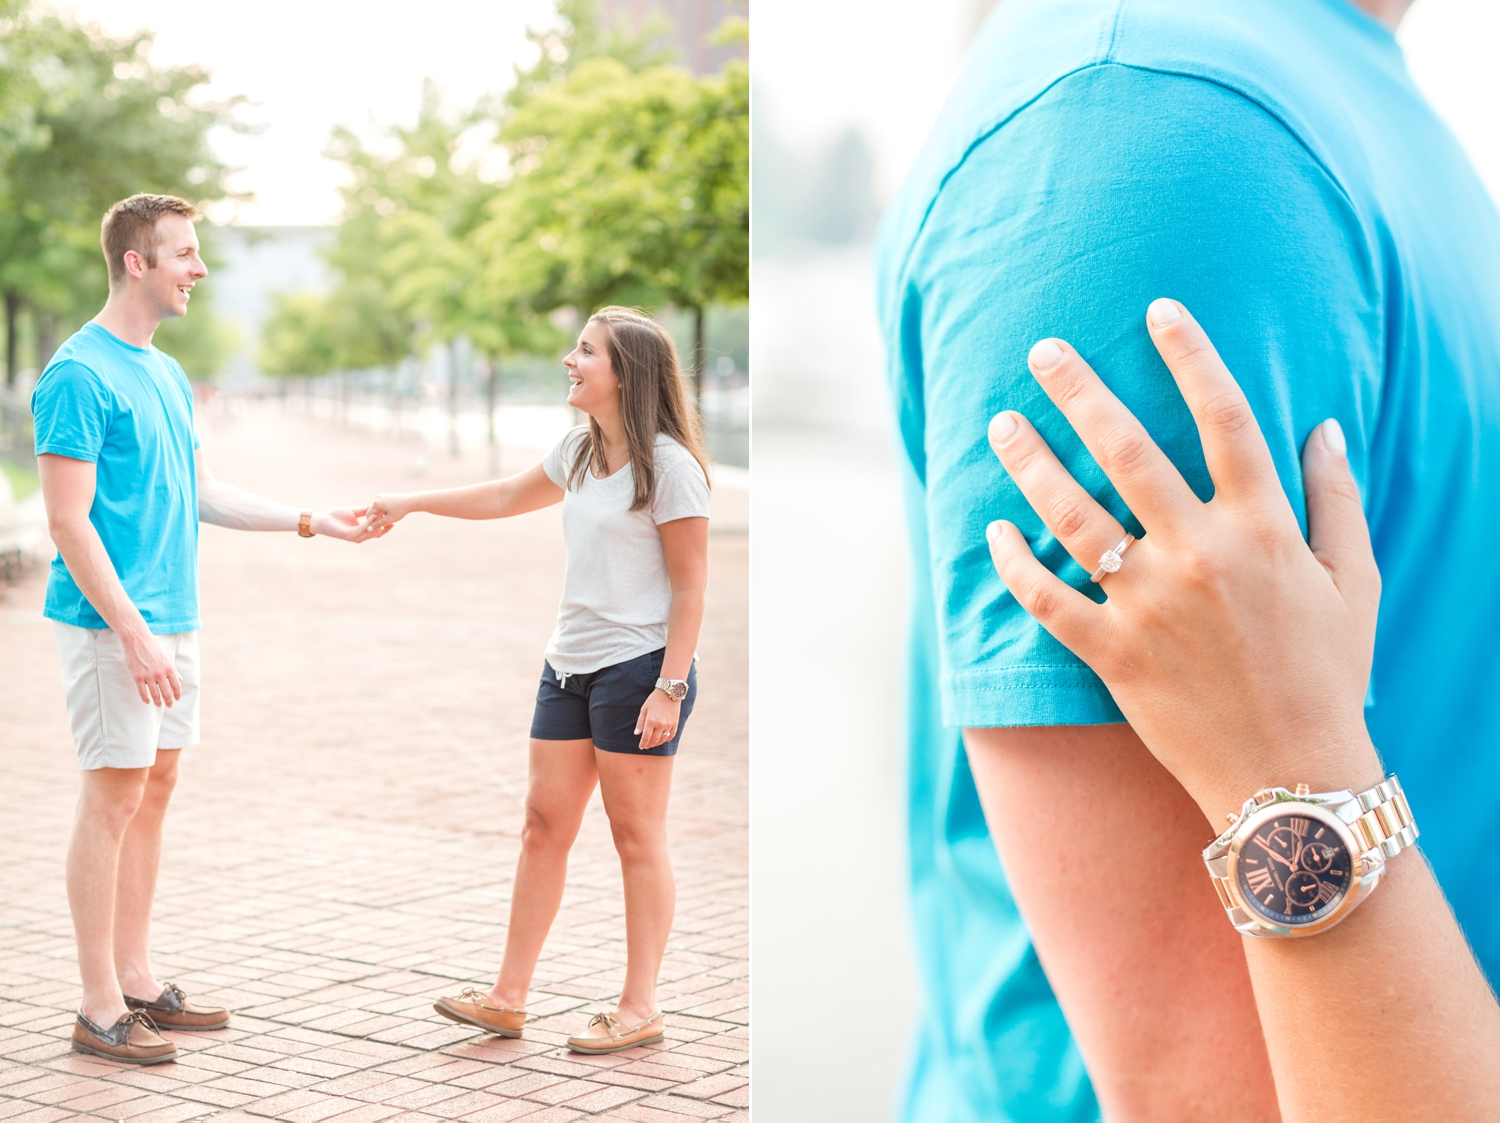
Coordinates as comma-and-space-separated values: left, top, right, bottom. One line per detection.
101, 194, 199, 286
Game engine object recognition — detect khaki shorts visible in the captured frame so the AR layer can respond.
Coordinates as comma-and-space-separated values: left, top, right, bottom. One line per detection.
52, 622, 201, 771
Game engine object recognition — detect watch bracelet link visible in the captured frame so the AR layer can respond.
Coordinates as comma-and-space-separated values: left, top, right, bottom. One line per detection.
1207, 775, 1418, 931
1349, 776, 1418, 859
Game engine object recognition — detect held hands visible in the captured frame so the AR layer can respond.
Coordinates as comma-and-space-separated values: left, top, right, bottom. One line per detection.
357, 493, 416, 539
985, 299, 1382, 820
311, 508, 373, 542
635, 689, 681, 751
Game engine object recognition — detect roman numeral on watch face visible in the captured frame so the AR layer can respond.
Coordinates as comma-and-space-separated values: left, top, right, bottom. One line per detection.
1289, 817, 1309, 836
1245, 866, 1274, 894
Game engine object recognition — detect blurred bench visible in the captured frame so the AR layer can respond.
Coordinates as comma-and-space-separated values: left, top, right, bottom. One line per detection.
0, 467, 48, 581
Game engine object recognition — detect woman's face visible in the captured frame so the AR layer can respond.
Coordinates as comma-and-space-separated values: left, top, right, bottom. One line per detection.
563, 321, 621, 416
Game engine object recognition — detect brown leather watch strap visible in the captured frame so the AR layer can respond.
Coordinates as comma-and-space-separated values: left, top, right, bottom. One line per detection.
298, 511, 315, 537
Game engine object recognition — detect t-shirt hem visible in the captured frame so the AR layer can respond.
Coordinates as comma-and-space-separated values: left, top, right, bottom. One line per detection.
34, 441, 100, 462
942, 667, 1125, 728
43, 607, 201, 636
544, 638, 667, 676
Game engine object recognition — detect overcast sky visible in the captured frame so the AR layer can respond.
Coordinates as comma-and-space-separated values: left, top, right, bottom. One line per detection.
62, 0, 556, 225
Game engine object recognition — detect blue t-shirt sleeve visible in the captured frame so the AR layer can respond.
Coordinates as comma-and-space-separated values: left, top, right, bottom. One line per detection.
905, 65, 1382, 728
32, 359, 113, 463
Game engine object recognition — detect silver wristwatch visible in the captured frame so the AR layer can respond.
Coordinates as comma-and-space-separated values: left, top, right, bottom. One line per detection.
655, 677, 688, 702
1203, 775, 1417, 938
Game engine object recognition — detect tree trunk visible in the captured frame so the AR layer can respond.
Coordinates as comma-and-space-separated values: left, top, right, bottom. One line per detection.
36, 312, 58, 372
692, 303, 705, 406
4, 292, 20, 389
486, 357, 499, 475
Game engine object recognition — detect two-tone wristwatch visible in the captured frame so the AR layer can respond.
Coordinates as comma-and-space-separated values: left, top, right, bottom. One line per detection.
655, 677, 688, 702
1203, 775, 1418, 938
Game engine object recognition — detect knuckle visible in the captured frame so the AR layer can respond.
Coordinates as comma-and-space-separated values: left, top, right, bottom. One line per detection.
1177, 544, 1226, 586
1004, 438, 1043, 478
1049, 368, 1090, 410
1098, 425, 1153, 477
1047, 494, 1091, 541
1199, 391, 1255, 437
1022, 578, 1062, 623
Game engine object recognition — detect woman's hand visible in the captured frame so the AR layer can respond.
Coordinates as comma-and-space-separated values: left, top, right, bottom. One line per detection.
635, 688, 681, 751
985, 299, 1382, 822
360, 493, 418, 537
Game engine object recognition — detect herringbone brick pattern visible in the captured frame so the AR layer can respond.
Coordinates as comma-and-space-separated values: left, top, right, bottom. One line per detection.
0, 403, 748, 1122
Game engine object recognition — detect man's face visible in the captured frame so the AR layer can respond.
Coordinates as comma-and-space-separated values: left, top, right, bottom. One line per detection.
134, 214, 208, 319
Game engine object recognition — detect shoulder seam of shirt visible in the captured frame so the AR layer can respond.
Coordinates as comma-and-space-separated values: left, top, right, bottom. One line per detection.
893, 58, 1364, 305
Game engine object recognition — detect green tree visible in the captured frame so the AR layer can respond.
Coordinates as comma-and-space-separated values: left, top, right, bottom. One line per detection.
474, 54, 748, 386
0, 7, 242, 384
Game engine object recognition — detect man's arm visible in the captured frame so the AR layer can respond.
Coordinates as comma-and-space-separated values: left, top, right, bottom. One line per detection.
39, 454, 182, 706
983, 307, 1500, 1121
964, 724, 1278, 1122
905, 65, 1384, 1118
195, 447, 365, 540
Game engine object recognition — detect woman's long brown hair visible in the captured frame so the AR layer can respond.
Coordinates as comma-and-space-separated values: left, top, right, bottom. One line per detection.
567, 306, 712, 511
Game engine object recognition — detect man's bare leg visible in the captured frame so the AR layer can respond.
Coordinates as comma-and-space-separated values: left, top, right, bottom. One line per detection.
491, 738, 599, 1008
965, 723, 1280, 1123
114, 749, 179, 1002
67, 765, 150, 1026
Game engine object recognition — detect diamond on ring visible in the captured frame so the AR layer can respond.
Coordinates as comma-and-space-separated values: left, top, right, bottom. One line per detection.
1090, 535, 1136, 583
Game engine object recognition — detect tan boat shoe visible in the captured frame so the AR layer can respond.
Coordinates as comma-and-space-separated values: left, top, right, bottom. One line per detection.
433, 987, 527, 1037
72, 1010, 177, 1065
566, 1010, 665, 1054
124, 982, 230, 1031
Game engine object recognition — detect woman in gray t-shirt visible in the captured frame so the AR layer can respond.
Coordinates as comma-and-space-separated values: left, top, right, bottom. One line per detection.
362, 306, 711, 1055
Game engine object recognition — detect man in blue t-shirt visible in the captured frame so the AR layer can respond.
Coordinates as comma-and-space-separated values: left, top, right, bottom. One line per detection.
33, 194, 371, 1065
876, 0, 1500, 1118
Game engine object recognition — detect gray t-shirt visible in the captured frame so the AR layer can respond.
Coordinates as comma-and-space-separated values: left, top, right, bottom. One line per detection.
541, 428, 711, 674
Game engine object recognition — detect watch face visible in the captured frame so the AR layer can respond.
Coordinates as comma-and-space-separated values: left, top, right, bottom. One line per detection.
1234, 811, 1353, 926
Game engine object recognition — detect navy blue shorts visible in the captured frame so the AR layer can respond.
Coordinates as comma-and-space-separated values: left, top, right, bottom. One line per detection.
530, 648, 698, 756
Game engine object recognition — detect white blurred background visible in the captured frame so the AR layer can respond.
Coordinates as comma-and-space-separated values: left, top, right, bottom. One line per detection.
749, 0, 1500, 1118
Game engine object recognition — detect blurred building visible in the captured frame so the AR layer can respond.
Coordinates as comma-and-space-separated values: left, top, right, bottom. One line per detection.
600, 0, 747, 75
209, 226, 334, 390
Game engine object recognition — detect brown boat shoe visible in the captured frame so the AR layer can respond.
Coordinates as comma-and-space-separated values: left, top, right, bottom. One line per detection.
72, 1010, 177, 1065
124, 982, 230, 1031
433, 987, 527, 1037
566, 1010, 665, 1054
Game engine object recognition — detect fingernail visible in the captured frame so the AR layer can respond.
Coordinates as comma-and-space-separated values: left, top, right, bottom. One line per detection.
1320, 418, 1346, 455
989, 411, 1019, 447
986, 520, 1004, 546
1028, 339, 1064, 371
1147, 298, 1182, 328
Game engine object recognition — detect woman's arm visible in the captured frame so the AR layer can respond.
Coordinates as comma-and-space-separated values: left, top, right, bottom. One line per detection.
634, 516, 708, 750
986, 300, 1500, 1121
362, 462, 563, 533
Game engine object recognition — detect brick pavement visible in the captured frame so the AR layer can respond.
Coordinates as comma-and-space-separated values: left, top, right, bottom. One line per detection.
0, 402, 748, 1122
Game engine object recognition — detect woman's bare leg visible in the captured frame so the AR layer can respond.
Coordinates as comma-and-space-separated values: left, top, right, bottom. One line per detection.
965, 723, 1280, 1123
595, 750, 676, 1025
491, 738, 598, 1008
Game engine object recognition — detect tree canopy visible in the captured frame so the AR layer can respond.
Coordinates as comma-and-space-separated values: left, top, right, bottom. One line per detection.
263, 0, 748, 387
0, 3, 242, 384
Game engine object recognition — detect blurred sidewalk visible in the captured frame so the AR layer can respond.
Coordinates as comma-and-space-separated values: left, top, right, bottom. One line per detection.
0, 402, 747, 1122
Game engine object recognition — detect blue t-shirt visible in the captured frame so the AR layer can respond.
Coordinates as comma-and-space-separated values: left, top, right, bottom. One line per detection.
32, 322, 201, 634
876, 0, 1500, 1119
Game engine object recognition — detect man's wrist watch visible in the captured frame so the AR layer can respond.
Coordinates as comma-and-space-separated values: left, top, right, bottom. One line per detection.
1202, 774, 1417, 938
655, 677, 688, 702
298, 510, 315, 538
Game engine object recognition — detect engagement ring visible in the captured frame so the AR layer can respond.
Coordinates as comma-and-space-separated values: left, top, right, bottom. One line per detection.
1090, 535, 1135, 583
